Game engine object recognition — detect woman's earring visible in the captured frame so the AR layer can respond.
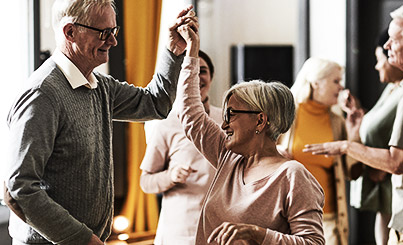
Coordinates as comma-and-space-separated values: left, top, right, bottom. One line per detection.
255, 130, 260, 135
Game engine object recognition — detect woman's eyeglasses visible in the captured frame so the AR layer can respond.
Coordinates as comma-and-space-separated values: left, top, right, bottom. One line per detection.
223, 108, 261, 124
74, 23, 120, 41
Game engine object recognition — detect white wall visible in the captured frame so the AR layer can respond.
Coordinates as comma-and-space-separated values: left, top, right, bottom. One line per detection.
0, 0, 31, 201
197, 0, 298, 106
310, 0, 346, 67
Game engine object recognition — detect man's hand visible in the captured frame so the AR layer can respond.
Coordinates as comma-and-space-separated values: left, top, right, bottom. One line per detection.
3, 182, 26, 222
167, 5, 199, 56
88, 234, 103, 245
169, 165, 197, 184
177, 21, 199, 57
367, 167, 388, 183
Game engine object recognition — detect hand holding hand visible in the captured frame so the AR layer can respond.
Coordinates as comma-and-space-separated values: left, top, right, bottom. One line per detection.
169, 165, 197, 184
177, 21, 199, 57
207, 222, 265, 245
167, 5, 199, 56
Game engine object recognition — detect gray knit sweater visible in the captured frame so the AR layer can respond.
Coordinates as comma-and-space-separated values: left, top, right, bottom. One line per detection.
6, 48, 183, 244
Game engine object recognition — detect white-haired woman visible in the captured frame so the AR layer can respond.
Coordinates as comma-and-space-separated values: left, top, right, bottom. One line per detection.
278, 57, 359, 245
174, 27, 325, 244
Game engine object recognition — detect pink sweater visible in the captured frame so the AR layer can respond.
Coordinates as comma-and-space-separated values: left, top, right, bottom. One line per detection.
176, 57, 325, 244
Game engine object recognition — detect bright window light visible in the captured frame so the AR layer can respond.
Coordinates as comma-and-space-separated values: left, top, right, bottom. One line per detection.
0, 1, 30, 200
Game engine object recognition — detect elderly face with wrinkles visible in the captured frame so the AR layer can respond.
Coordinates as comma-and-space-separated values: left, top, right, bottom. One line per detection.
384, 18, 403, 71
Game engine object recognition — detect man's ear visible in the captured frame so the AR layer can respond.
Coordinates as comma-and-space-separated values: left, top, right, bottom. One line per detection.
63, 23, 75, 41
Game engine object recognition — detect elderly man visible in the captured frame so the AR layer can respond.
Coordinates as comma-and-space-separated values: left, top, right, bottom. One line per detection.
4, 0, 199, 244
304, 5, 403, 244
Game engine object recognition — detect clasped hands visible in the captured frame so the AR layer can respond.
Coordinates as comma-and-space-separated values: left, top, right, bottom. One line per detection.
167, 5, 199, 57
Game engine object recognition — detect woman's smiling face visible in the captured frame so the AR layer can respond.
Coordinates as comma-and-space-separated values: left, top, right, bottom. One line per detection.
221, 95, 257, 154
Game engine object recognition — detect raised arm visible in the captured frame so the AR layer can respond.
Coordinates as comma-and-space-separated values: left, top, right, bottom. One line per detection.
174, 27, 227, 169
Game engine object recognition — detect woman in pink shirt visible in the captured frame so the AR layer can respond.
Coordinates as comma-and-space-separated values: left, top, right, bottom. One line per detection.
175, 22, 325, 245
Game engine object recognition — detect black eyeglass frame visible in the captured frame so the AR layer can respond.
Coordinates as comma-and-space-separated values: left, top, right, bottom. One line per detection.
224, 108, 261, 124
74, 23, 120, 40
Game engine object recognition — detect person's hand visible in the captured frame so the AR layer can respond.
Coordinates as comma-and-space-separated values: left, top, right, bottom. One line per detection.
3, 182, 26, 222
88, 234, 103, 245
339, 89, 361, 115
169, 165, 197, 184
303, 141, 348, 156
367, 167, 388, 183
167, 5, 199, 56
346, 107, 364, 141
207, 222, 265, 244
177, 20, 199, 57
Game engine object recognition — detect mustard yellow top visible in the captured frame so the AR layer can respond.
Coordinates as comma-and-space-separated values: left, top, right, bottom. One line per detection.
292, 100, 335, 213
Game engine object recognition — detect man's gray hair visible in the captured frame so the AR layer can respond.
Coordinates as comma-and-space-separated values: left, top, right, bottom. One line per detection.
52, 0, 116, 46
391, 5, 403, 19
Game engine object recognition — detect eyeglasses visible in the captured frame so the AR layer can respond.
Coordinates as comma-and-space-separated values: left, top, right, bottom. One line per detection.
223, 108, 261, 124
74, 23, 120, 40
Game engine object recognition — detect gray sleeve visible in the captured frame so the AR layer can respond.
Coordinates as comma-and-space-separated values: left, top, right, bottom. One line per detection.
389, 98, 403, 149
111, 48, 184, 121
6, 89, 92, 244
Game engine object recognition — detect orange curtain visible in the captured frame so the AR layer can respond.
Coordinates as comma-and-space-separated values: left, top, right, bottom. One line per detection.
120, 0, 162, 233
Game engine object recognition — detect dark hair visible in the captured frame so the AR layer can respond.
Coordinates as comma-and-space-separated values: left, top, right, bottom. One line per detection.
199, 50, 214, 79
378, 29, 389, 56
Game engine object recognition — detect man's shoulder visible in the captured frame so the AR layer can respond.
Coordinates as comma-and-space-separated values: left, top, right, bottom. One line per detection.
27, 58, 67, 91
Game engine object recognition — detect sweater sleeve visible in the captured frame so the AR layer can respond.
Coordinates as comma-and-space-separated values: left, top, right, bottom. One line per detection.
175, 57, 227, 169
6, 89, 92, 244
140, 120, 176, 193
110, 48, 184, 121
262, 163, 325, 245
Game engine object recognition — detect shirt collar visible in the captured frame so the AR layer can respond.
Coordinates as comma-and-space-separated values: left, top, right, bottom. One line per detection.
52, 49, 98, 89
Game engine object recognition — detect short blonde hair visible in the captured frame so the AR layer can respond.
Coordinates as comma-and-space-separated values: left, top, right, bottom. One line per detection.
52, 0, 116, 46
291, 57, 343, 104
222, 80, 295, 141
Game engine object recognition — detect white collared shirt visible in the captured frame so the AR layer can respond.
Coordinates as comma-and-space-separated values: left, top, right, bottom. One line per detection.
52, 49, 98, 89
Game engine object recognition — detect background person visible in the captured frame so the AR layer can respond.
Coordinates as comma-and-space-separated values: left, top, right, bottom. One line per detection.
304, 5, 403, 244
139, 50, 222, 245
348, 29, 403, 245
3, 0, 198, 244
278, 57, 359, 245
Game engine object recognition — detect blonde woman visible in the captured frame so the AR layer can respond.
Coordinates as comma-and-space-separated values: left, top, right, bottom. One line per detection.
279, 57, 358, 245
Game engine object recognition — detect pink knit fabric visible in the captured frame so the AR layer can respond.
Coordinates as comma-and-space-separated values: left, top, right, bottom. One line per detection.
176, 57, 325, 244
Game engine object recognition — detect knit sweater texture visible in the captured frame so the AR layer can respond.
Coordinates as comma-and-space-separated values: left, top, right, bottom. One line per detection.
6, 48, 183, 244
